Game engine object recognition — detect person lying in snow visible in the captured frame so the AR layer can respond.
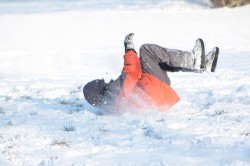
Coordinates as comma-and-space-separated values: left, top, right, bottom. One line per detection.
83, 33, 219, 112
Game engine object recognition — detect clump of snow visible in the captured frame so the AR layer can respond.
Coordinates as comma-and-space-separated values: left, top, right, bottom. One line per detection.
0, 0, 250, 165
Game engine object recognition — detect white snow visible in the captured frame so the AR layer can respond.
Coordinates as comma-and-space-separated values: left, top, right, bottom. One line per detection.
0, 0, 250, 165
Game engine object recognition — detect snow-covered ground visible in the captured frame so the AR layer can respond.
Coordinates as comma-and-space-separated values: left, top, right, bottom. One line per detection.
0, 0, 250, 165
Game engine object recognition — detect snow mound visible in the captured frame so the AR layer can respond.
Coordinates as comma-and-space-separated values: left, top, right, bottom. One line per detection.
0, 0, 210, 14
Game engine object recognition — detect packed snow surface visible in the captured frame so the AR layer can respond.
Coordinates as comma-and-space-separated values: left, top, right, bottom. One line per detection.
0, 0, 250, 165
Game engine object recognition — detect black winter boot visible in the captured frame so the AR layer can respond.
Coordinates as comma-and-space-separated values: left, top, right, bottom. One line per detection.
192, 38, 205, 71
206, 47, 219, 72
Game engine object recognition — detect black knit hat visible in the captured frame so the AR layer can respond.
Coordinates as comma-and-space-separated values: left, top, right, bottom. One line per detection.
83, 79, 106, 107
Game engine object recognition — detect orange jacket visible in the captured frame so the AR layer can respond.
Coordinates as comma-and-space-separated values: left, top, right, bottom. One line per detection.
116, 50, 180, 111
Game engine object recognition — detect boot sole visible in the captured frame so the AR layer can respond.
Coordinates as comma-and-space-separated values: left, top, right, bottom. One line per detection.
211, 47, 219, 72
197, 38, 205, 69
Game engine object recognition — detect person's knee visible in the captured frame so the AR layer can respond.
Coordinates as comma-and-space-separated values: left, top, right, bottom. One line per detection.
139, 44, 146, 52
140, 44, 151, 57
140, 44, 151, 51
140, 43, 157, 51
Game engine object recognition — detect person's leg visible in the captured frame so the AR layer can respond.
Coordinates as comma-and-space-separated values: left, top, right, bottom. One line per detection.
139, 44, 199, 85
139, 44, 173, 85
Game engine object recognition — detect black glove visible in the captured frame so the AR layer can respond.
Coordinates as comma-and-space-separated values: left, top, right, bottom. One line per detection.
124, 33, 136, 53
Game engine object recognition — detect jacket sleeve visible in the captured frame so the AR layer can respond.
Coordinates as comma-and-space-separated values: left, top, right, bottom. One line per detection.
120, 50, 142, 97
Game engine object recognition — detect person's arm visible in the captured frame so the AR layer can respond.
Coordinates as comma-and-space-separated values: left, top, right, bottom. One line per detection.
120, 50, 142, 97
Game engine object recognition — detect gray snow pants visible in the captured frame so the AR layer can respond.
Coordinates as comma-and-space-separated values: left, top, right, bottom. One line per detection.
139, 44, 194, 85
